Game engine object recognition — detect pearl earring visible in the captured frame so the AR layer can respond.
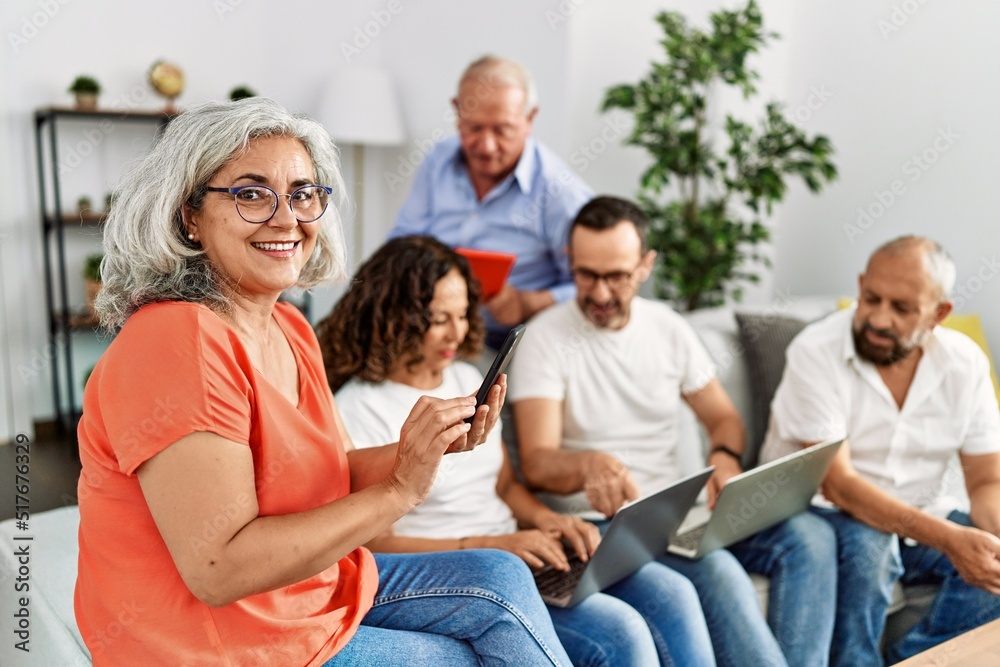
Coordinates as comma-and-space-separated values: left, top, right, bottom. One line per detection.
188, 233, 195, 240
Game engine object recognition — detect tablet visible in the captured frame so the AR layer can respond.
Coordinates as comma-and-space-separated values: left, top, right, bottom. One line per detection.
455, 247, 516, 300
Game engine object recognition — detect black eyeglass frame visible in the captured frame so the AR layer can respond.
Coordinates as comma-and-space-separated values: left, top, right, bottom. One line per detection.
204, 184, 333, 224
571, 262, 645, 291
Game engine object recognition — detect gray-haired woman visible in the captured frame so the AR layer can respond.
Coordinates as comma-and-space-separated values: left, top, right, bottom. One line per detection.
75, 98, 572, 667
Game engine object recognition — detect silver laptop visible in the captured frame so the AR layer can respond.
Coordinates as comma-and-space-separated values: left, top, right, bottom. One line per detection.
534, 467, 713, 608
668, 439, 843, 559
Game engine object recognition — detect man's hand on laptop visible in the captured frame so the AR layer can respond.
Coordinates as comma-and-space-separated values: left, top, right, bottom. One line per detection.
706, 450, 743, 509
535, 511, 601, 565
583, 452, 640, 518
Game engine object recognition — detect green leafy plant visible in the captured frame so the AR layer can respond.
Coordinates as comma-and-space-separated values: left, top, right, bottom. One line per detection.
68, 75, 101, 95
601, 1, 837, 310
83, 253, 103, 283
229, 85, 257, 102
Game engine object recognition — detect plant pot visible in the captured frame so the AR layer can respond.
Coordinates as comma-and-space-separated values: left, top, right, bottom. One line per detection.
74, 92, 98, 111
85, 279, 102, 315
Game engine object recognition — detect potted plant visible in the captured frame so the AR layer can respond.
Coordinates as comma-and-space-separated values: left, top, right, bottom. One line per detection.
601, 1, 837, 310
229, 85, 257, 102
68, 75, 101, 111
77, 195, 93, 215
83, 253, 103, 315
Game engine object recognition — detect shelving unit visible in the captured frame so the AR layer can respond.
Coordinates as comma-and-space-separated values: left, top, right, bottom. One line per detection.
34, 107, 173, 433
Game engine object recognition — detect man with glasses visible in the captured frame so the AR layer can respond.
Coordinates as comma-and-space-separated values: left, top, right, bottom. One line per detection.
390, 55, 592, 350
508, 196, 837, 666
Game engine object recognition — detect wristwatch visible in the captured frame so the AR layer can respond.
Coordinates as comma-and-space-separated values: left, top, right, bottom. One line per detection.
709, 444, 743, 465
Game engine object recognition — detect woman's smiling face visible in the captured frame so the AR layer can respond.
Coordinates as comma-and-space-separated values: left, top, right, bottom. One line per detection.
186, 135, 321, 301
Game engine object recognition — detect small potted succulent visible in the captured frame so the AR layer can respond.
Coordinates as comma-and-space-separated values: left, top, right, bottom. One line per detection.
77, 195, 93, 215
68, 75, 101, 111
229, 85, 257, 102
83, 253, 103, 315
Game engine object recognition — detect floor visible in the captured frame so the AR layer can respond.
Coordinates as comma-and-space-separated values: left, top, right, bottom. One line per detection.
0, 434, 81, 522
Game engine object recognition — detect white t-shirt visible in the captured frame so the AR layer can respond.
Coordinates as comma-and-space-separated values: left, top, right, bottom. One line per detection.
336, 362, 517, 539
762, 307, 1000, 517
508, 298, 716, 514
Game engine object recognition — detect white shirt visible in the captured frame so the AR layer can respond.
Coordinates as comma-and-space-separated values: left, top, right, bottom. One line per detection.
508, 298, 716, 514
336, 362, 517, 539
762, 308, 1000, 517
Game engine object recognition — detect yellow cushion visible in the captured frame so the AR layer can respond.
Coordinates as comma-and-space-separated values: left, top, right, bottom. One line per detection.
941, 314, 1000, 402
837, 298, 1000, 402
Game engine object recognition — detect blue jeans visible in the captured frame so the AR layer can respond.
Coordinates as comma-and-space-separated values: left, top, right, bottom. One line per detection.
728, 511, 838, 666
323, 550, 572, 666
588, 520, 719, 666
660, 549, 788, 667
815, 507, 1000, 666
546, 591, 659, 667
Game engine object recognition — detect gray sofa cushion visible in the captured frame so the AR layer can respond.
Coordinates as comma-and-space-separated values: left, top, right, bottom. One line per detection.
734, 312, 808, 468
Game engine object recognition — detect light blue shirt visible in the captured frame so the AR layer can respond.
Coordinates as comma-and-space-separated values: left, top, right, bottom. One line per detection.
390, 135, 593, 337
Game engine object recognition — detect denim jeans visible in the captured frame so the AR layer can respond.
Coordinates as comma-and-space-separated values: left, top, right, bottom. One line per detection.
728, 511, 838, 666
546, 591, 659, 667
323, 550, 572, 666
659, 549, 788, 667
588, 520, 720, 666
814, 507, 1000, 666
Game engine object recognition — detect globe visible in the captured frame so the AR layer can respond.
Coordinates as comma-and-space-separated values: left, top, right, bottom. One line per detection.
149, 60, 185, 112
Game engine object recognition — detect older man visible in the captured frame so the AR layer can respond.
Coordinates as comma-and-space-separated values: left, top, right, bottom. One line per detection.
762, 236, 1000, 664
510, 195, 837, 667
390, 55, 592, 348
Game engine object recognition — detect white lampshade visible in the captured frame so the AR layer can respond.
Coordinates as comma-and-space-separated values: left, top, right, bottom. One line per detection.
320, 66, 405, 146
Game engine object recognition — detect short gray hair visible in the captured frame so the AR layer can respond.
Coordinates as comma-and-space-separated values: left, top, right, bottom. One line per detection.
871, 235, 956, 300
457, 55, 538, 114
96, 98, 346, 332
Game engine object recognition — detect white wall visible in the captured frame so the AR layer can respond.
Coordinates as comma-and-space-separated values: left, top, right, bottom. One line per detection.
2, 0, 998, 434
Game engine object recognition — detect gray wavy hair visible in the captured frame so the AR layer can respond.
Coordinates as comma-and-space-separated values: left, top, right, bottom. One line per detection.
96, 97, 346, 332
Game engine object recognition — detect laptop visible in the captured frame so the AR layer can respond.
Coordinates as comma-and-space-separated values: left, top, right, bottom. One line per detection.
667, 439, 842, 559
455, 247, 516, 300
534, 467, 713, 608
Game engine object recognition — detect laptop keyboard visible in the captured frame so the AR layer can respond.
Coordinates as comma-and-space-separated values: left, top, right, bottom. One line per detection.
670, 522, 708, 552
533, 550, 587, 603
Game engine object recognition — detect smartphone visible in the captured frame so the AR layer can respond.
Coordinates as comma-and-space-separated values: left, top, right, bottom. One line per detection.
465, 324, 526, 424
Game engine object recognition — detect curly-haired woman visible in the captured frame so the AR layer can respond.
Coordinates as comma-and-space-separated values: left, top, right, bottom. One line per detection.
317, 235, 717, 667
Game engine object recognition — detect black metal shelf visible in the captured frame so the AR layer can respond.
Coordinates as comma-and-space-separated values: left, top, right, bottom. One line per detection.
35, 108, 172, 434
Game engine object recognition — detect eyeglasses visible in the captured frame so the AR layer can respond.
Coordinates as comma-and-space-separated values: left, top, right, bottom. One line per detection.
572, 264, 643, 291
204, 184, 332, 224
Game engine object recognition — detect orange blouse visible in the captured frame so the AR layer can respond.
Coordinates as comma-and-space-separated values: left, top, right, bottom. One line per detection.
75, 302, 377, 666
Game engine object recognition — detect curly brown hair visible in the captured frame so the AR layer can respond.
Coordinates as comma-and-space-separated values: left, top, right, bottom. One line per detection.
317, 235, 486, 393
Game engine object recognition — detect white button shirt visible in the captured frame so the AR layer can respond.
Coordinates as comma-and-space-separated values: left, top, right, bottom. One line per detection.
761, 308, 1000, 518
